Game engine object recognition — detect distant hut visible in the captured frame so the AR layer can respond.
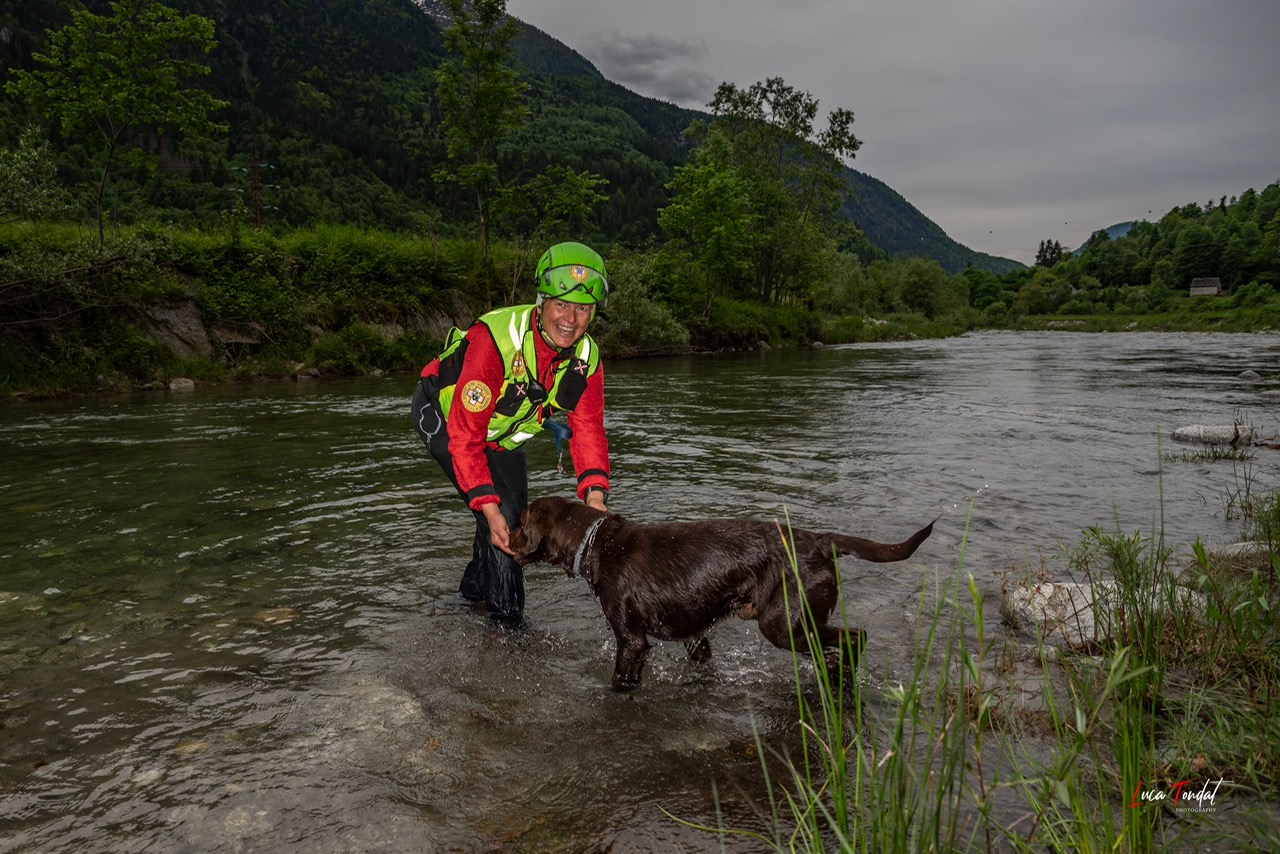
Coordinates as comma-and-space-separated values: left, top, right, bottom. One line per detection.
1189, 277, 1222, 296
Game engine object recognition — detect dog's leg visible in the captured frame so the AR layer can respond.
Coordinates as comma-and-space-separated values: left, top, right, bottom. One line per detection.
758, 592, 866, 680
612, 627, 651, 690
683, 635, 713, 663
819, 626, 866, 679
760, 613, 859, 659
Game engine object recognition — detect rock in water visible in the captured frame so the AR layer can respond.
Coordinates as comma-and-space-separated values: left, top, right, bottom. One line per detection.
1170, 424, 1254, 445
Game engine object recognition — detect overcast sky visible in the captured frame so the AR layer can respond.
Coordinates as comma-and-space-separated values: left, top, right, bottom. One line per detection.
506, 0, 1280, 265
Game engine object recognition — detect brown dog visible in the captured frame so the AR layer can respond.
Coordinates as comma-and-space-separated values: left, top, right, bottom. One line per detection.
509, 495, 935, 689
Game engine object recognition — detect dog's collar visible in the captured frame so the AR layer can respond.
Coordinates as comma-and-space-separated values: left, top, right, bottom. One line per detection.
572, 515, 607, 578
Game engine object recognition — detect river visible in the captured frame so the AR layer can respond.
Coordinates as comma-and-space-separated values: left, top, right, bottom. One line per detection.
2, 330, 1278, 851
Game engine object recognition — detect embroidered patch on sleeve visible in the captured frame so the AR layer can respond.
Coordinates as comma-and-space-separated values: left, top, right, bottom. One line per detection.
460, 380, 493, 412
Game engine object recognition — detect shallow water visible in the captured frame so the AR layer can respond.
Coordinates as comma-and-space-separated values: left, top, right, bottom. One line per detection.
2, 331, 1278, 851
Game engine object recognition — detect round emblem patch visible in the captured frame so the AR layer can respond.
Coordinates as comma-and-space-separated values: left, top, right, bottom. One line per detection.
460, 380, 492, 413
570, 265, 588, 281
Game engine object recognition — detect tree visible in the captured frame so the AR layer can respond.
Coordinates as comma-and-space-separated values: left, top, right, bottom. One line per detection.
1172, 223, 1220, 286
811, 256, 873, 316
1219, 232, 1254, 289
657, 124, 758, 315
895, 257, 952, 319
7, 0, 226, 249
1082, 234, 1137, 287
698, 77, 862, 304
1014, 268, 1068, 316
0, 126, 67, 224
963, 264, 1003, 310
1260, 210, 1280, 278
1034, 239, 1065, 267
434, 0, 527, 286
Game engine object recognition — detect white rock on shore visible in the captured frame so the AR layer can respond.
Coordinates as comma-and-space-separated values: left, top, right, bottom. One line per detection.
1001, 582, 1103, 649
1170, 424, 1255, 445
1001, 580, 1204, 649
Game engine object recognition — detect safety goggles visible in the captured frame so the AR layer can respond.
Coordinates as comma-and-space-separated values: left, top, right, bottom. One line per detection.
541, 264, 609, 306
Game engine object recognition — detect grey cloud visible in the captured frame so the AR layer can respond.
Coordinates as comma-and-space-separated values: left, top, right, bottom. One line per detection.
507, 0, 1280, 261
579, 31, 719, 106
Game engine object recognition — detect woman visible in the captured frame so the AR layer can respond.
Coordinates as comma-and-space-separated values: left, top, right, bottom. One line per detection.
411, 241, 611, 626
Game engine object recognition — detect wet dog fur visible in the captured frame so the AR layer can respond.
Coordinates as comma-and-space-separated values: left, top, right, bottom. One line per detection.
509, 495, 935, 690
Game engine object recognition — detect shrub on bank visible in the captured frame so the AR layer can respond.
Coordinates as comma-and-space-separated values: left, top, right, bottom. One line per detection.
692, 298, 821, 350
594, 283, 690, 357
823, 307, 983, 344
0, 223, 496, 394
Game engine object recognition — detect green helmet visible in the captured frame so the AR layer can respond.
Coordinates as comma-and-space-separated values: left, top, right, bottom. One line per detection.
536, 242, 608, 307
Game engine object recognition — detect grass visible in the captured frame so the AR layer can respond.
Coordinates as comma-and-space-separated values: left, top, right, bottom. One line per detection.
671, 488, 1280, 851
1162, 445, 1254, 464
1012, 301, 1280, 334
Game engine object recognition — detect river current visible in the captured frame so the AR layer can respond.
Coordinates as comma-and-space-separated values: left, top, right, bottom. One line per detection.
2, 330, 1278, 851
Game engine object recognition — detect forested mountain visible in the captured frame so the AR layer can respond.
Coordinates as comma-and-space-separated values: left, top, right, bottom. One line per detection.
843, 169, 1022, 274
0, 0, 1020, 270
1072, 221, 1136, 254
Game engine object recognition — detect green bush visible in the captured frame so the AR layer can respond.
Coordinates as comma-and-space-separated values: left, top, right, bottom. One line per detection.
822, 314, 867, 344
308, 331, 359, 375
305, 322, 427, 375
1233, 281, 1276, 309
595, 257, 689, 356
694, 298, 820, 350
104, 324, 168, 381
277, 225, 450, 305
194, 245, 302, 342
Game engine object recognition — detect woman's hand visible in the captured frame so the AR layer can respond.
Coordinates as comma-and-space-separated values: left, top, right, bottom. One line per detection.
585, 490, 608, 512
481, 502, 514, 555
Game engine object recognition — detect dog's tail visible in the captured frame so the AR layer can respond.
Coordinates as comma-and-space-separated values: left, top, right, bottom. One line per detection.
827, 517, 936, 562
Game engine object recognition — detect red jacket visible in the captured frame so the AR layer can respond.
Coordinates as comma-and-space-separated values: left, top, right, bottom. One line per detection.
421, 308, 610, 510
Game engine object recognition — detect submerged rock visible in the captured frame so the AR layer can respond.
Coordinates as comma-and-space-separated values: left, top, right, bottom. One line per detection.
253, 606, 300, 624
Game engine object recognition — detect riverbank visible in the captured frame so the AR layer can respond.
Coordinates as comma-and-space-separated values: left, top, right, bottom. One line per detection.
6, 317, 1278, 403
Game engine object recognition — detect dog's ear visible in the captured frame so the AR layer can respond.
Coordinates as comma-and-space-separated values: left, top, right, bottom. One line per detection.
520, 521, 542, 556
510, 504, 544, 562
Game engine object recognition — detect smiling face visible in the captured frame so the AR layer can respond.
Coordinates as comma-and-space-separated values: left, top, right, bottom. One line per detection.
537, 298, 593, 350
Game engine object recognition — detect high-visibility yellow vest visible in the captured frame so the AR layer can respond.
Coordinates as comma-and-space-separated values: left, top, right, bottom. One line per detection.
434, 305, 600, 450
